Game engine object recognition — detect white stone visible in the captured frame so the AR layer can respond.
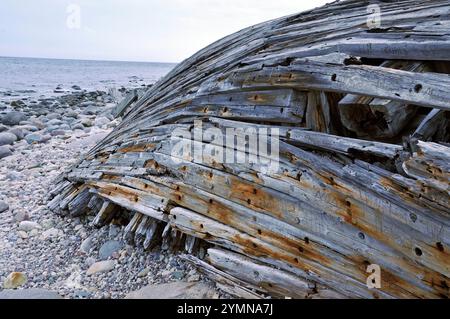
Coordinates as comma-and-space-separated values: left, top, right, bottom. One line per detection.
18, 221, 42, 232
86, 260, 116, 275
40, 227, 62, 240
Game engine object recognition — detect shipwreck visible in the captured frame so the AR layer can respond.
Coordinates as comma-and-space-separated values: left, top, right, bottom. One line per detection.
48, 0, 449, 298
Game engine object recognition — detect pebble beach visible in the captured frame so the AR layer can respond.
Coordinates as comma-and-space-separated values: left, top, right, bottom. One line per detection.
0, 78, 222, 299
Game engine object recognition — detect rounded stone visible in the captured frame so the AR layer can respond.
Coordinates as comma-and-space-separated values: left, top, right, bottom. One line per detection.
3, 272, 27, 289
0, 132, 17, 146
0, 146, 13, 159
99, 240, 123, 260
0, 200, 9, 213
1, 111, 28, 126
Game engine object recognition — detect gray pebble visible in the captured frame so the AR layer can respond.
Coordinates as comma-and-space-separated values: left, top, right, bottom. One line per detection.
24, 133, 51, 144
99, 240, 123, 260
1, 111, 28, 126
0, 132, 17, 146
0, 145, 13, 159
0, 200, 9, 213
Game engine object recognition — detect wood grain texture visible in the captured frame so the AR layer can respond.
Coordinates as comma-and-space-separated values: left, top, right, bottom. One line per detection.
48, 0, 450, 299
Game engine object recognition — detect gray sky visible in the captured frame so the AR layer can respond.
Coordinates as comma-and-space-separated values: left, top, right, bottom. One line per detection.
0, 0, 331, 63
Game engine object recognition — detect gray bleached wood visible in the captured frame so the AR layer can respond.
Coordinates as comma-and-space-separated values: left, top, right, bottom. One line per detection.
48, 0, 450, 299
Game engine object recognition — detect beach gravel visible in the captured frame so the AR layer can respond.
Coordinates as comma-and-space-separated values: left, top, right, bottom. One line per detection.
0, 88, 222, 299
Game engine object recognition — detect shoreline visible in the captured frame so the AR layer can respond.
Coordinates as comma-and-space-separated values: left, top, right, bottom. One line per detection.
0, 87, 122, 160
0, 88, 222, 299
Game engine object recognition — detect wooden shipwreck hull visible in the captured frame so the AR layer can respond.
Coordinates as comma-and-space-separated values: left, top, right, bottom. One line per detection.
49, 0, 449, 298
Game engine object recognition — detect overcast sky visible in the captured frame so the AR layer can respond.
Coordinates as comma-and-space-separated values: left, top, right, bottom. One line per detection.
0, 0, 331, 63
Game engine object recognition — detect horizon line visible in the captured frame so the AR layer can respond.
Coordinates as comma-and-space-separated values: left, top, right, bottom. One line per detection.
0, 55, 179, 65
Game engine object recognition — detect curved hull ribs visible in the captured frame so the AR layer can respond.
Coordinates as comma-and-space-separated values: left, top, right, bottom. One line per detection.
49, 0, 450, 298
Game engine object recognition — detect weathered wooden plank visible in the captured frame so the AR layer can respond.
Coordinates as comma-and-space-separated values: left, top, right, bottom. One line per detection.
181, 254, 265, 299
208, 117, 401, 158
403, 141, 450, 194
339, 61, 430, 138
49, 0, 450, 300
168, 207, 392, 298
412, 109, 447, 141
88, 181, 168, 221
112, 90, 138, 118
124, 212, 144, 243
206, 248, 316, 299
287, 129, 401, 158
92, 201, 118, 227
199, 61, 450, 111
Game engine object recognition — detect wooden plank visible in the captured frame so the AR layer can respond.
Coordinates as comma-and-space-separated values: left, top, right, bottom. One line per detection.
403, 141, 450, 194
181, 254, 265, 299
169, 207, 383, 298
112, 90, 138, 118
92, 201, 118, 227
47, 0, 450, 300
338, 61, 430, 138
206, 248, 318, 299
199, 61, 450, 111
88, 181, 168, 222
412, 109, 447, 141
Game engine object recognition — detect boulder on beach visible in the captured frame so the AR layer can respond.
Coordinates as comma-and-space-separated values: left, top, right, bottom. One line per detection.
50, 129, 66, 137
18, 221, 42, 232
1, 111, 28, 126
94, 116, 110, 128
24, 133, 51, 144
17, 124, 38, 132
86, 260, 116, 275
54, 86, 64, 93
98, 240, 123, 260
80, 118, 93, 127
0, 288, 63, 299
46, 118, 64, 126
125, 282, 217, 299
0, 132, 17, 146
3, 272, 27, 289
8, 127, 25, 140
71, 123, 85, 130
0, 146, 13, 159
10, 100, 26, 108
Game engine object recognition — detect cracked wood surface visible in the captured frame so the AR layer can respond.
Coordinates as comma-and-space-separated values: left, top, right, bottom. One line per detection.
48, 0, 450, 299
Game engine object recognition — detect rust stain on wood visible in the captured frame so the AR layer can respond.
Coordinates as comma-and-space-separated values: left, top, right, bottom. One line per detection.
48, 0, 450, 299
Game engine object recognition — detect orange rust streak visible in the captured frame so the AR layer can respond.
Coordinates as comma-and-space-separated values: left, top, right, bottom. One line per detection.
90, 175, 447, 298
117, 143, 155, 153
228, 176, 284, 219
90, 167, 448, 298
144, 159, 160, 169
88, 181, 141, 203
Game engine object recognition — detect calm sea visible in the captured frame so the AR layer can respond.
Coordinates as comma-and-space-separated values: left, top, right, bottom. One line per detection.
0, 56, 176, 99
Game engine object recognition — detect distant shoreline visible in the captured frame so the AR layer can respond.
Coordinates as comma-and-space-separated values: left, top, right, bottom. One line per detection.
0, 57, 175, 99
0, 55, 178, 66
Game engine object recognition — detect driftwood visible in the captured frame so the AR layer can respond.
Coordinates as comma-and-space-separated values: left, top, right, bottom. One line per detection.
49, 0, 449, 299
